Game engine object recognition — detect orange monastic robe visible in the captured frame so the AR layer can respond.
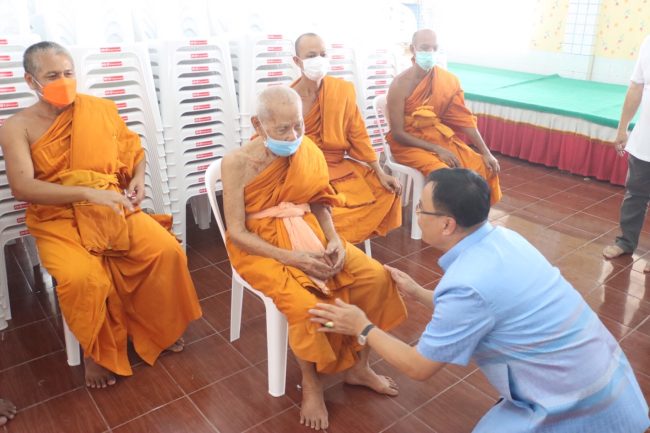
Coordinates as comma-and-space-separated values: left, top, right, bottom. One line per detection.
25, 94, 202, 376
386, 67, 502, 204
297, 76, 401, 244
226, 138, 406, 374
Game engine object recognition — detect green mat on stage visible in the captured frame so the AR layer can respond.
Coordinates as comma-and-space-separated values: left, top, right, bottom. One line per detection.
447, 63, 635, 129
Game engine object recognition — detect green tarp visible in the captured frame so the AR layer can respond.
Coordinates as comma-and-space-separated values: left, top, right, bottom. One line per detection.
447, 63, 635, 129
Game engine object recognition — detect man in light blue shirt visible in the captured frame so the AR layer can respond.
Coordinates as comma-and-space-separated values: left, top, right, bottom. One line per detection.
310, 168, 650, 432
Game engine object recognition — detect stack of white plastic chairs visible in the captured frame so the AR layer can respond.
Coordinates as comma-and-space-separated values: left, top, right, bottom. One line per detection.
233, 32, 298, 142
355, 47, 400, 152
71, 44, 171, 215
153, 37, 240, 245
326, 41, 357, 84
0, 33, 40, 328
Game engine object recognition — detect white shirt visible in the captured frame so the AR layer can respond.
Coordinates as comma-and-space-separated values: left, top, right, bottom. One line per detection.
626, 35, 650, 161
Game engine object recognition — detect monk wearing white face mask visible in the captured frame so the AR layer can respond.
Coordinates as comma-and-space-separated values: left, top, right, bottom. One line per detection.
291, 33, 403, 246
386, 29, 502, 204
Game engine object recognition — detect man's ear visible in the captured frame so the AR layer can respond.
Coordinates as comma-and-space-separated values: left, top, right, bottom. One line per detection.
442, 217, 457, 236
293, 55, 302, 69
409, 44, 415, 55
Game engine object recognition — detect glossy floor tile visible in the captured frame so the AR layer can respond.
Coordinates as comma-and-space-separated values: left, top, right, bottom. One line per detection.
1, 155, 649, 433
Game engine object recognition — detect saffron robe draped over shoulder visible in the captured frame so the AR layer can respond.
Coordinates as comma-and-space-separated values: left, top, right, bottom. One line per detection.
386, 67, 502, 204
298, 76, 402, 244
25, 94, 201, 376
225, 138, 407, 373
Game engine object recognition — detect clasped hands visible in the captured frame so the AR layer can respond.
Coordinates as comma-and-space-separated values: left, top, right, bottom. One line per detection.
286, 237, 346, 281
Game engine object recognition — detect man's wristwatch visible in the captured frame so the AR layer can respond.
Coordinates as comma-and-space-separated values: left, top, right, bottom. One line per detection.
357, 323, 376, 345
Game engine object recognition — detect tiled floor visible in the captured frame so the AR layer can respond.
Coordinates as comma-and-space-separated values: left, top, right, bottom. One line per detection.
1, 154, 650, 433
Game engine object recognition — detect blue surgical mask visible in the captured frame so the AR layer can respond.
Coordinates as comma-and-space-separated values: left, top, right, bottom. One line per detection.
261, 125, 302, 157
415, 50, 436, 71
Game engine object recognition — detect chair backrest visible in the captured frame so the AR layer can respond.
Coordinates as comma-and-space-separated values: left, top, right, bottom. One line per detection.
204, 158, 227, 243
371, 94, 396, 161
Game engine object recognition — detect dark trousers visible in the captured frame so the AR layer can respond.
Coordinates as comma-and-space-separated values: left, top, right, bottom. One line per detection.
616, 154, 650, 252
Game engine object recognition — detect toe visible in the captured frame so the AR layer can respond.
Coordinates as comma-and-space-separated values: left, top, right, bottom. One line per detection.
0, 415, 7, 426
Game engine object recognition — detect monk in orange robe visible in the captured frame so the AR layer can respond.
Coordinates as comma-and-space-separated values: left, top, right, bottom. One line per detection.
292, 33, 402, 245
0, 42, 201, 388
222, 86, 407, 431
386, 29, 502, 204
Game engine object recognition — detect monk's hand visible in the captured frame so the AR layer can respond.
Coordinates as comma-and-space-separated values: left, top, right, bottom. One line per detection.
378, 172, 402, 195
86, 189, 134, 214
309, 298, 370, 336
126, 176, 145, 205
482, 153, 500, 173
325, 237, 346, 273
436, 148, 460, 168
288, 251, 337, 280
384, 264, 422, 299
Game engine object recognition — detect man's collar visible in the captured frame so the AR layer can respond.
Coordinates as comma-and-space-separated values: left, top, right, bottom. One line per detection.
438, 222, 494, 272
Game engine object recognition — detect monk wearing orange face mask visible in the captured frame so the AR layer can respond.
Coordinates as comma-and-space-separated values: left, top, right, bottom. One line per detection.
0, 41, 202, 388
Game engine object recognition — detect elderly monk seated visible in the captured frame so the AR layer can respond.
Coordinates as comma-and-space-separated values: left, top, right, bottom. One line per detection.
0, 42, 202, 388
386, 29, 502, 204
291, 33, 402, 245
222, 85, 407, 430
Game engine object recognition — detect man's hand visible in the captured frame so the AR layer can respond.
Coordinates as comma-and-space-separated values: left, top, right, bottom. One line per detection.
377, 171, 402, 195
126, 176, 145, 206
85, 189, 134, 214
482, 153, 500, 173
436, 148, 460, 168
384, 264, 422, 299
286, 251, 337, 280
614, 129, 629, 156
309, 298, 371, 336
325, 237, 346, 273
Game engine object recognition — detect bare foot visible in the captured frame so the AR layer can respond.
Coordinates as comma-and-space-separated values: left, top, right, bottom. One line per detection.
85, 358, 117, 389
0, 398, 16, 426
344, 365, 399, 396
165, 338, 185, 353
299, 379, 329, 431
644, 261, 650, 273
603, 245, 628, 259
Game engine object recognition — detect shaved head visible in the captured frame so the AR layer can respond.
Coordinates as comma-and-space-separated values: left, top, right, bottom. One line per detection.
23, 41, 73, 76
411, 29, 438, 53
256, 86, 302, 121
294, 32, 323, 57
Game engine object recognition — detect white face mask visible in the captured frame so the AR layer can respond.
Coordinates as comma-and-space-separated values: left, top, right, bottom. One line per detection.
301, 56, 329, 82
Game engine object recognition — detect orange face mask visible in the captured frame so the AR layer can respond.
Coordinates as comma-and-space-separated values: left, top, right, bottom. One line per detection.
33, 76, 77, 108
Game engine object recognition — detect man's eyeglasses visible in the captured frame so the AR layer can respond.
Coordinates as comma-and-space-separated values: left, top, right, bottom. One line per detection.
415, 201, 449, 217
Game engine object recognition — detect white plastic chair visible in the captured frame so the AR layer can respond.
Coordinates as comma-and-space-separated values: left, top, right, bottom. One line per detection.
204, 159, 288, 397
373, 94, 424, 240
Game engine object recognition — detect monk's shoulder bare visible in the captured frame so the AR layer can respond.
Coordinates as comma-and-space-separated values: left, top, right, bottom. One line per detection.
0, 108, 33, 149
388, 67, 416, 99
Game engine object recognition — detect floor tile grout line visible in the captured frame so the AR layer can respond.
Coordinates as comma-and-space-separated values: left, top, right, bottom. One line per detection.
619, 315, 650, 343
184, 395, 223, 433
11, 383, 84, 413
240, 405, 297, 433
85, 386, 114, 433
0, 347, 67, 374
105, 395, 187, 432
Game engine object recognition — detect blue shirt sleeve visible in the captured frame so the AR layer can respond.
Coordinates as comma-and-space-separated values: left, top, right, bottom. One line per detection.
416, 285, 494, 366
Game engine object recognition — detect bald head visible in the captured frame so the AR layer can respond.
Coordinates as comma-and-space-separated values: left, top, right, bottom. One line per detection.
294, 32, 325, 58
23, 41, 73, 76
253, 86, 304, 143
411, 29, 438, 52
256, 86, 302, 121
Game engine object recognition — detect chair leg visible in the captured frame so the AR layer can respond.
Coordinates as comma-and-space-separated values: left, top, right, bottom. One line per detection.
230, 277, 244, 341
63, 317, 81, 366
0, 244, 11, 322
410, 177, 424, 240
265, 301, 288, 397
364, 239, 372, 258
